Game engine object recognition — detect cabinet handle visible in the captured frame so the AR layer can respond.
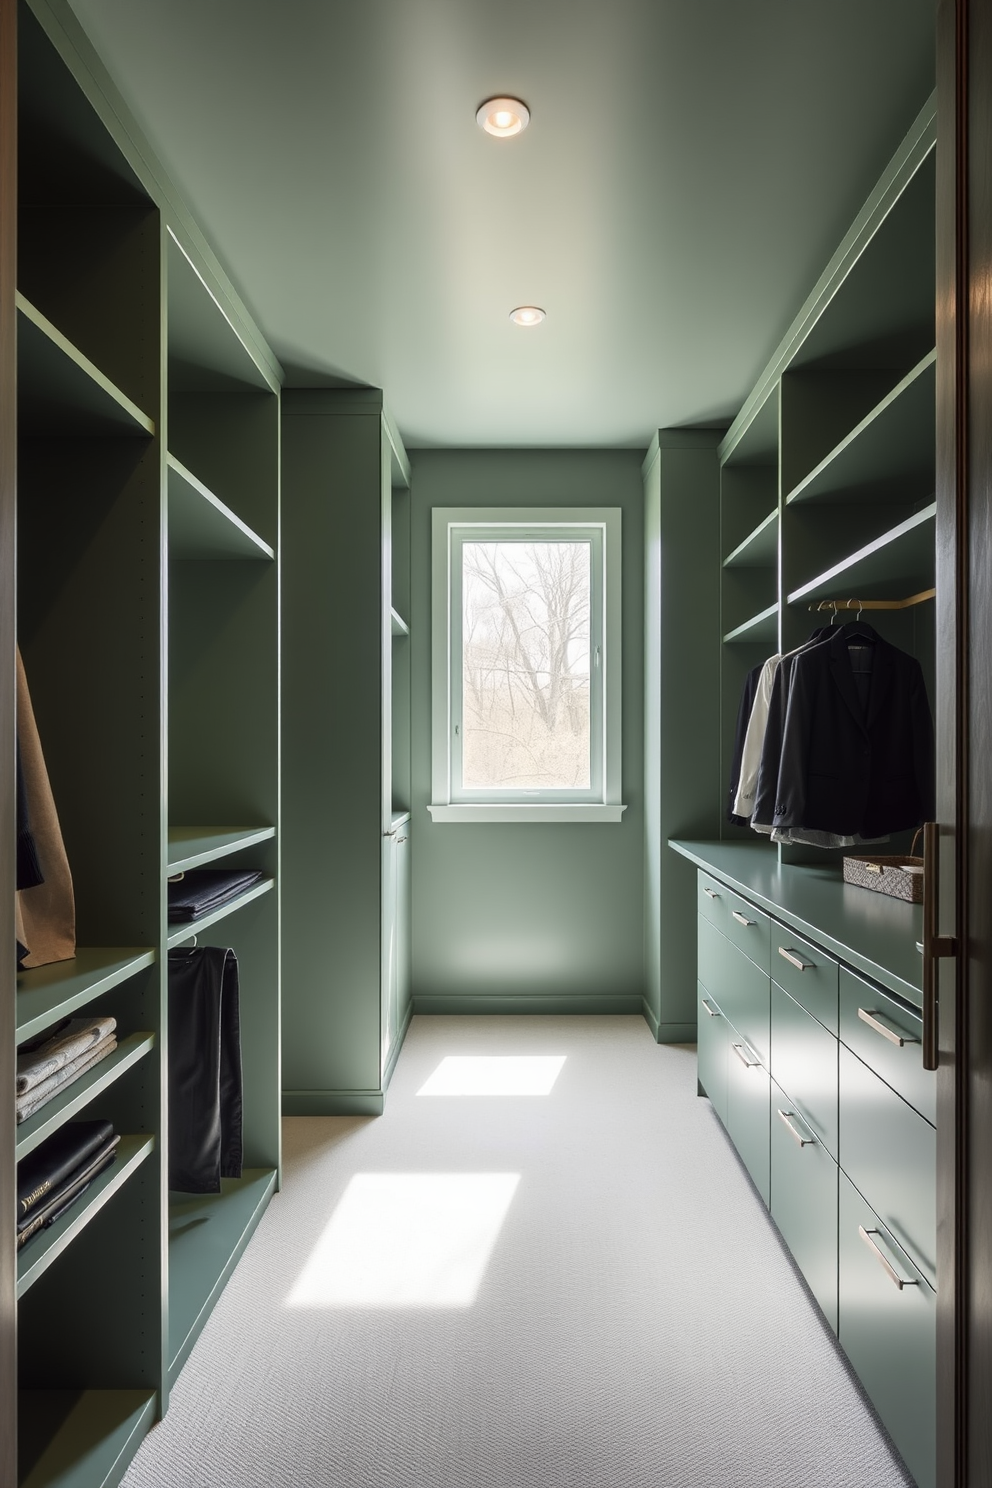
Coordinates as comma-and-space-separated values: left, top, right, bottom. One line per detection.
857, 1006, 919, 1047
778, 946, 813, 972
858, 1225, 919, 1291
702, 886, 720, 899
383, 829, 397, 838
777, 1109, 815, 1147
922, 820, 957, 1072
701, 998, 721, 1018
731, 1042, 762, 1069
732, 910, 756, 928
396, 835, 408, 844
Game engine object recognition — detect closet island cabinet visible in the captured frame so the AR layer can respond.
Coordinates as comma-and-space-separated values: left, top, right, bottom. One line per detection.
2, 1, 283, 1483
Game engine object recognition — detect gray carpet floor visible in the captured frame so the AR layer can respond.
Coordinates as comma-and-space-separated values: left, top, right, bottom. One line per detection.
122, 1015, 913, 1487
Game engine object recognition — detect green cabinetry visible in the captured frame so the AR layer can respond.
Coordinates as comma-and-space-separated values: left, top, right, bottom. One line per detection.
281, 391, 412, 1115
770, 1078, 838, 1332
696, 983, 729, 1125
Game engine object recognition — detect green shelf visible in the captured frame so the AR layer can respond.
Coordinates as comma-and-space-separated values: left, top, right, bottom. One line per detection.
167, 453, 273, 560
787, 503, 936, 606
17, 294, 155, 439
168, 231, 276, 393
17, 1136, 155, 1300
166, 825, 275, 875
168, 1168, 277, 1384
720, 384, 778, 468
723, 509, 778, 568
16, 951, 156, 1046
166, 877, 274, 948
390, 606, 410, 636
786, 352, 935, 506
19, 1389, 157, 1488
723, 602, 779, 645
16, 1034, 156, 1161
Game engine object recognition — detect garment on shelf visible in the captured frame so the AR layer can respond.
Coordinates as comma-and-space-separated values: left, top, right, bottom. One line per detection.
168, 946, 243, 1192
732, 622, 935, 844
17, 1119, 116, 1225
167, 868, 265, 923
16, 1032, 118, 1124
17, 1132, 120, 1251
17, 1014, 117, 1095
15, 647, 75, 969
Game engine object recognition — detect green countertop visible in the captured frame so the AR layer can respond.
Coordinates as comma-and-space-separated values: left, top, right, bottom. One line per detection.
669, 840, 923, 1008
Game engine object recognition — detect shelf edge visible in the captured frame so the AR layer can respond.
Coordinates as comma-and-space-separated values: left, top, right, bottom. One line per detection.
16, 291, 155, 435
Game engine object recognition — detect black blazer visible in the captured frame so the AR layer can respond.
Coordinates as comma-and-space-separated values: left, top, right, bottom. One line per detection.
772, 626, 934, 837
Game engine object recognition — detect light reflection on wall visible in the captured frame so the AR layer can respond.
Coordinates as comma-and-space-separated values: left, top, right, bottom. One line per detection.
286, 1173, 520, 1308
417, 1055, 566, 1097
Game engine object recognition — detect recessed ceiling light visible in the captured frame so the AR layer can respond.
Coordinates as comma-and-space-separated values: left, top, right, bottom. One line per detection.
509, 306, 545, 327
477, 97, 530, 138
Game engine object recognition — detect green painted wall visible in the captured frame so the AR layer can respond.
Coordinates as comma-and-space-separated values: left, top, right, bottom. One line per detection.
409, 450, 645, 1013
642, 431, 722, 1042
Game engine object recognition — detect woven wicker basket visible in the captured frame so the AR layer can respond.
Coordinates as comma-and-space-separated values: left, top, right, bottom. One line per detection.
842, 837, 924, 903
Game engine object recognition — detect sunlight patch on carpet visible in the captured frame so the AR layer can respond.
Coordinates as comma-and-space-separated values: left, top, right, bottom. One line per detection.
417, 1055, 566, 1097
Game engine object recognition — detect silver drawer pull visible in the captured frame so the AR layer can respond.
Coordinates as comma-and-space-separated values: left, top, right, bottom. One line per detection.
778, 946, 813, 972
777, 1109, 815, 1147
732, 910, 756, 928
702, 886, 720, 899
858, 1225, 919, 1290
731, 1042, 762, 1069
701, 998, 721, 1018
857, 1007, 920, 1047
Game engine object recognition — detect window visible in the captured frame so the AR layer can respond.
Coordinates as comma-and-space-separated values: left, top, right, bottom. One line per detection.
430, 507, 625, 822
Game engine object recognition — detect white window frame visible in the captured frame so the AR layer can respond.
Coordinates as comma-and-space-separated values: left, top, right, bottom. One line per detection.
429, 506, 626, 823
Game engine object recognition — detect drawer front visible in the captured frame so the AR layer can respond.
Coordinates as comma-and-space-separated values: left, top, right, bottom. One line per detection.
771, 982, 838, 1157
770, 1079, 838, 1333
839, 1044, 936, 1286
697, 983, 729, 1127
697, 874, 769, 972
840, 967, 935, 1125
726, 1035, 770, 1206
838, 1172, 936, 1488
698, 917, 770, 1064
771, 926, 838, 1033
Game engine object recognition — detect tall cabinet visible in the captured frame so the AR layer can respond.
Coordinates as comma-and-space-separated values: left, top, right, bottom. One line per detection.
281, 390, 413, 1117
665, 93, 938, 1488
3, 1, 282, 1483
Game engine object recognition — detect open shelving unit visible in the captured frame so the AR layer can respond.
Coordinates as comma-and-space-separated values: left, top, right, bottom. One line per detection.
3, 2, 283, 1483
717, 94, 936, 865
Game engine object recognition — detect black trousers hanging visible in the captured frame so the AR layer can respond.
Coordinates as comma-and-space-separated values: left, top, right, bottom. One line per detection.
167, 946, 244, 1193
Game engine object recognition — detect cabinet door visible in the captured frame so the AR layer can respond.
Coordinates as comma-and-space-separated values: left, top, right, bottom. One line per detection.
840, 968, 934, 1125
726, 1035, 770, 1206
697, 981, 729, 1125
838, 1172, 936, 1488
380, 834, 398, 1079
840, 1044, 936, 1286
770, 1080, 838, 1332
393, 830, 411, 1046
771, 926, 838, 1033
698, 918, 770, 1064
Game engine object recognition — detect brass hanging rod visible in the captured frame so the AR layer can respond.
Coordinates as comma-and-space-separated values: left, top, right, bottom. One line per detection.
808, 588, 936, 614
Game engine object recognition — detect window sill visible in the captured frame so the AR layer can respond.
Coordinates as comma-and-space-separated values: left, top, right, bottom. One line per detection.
427, 804, 628, 824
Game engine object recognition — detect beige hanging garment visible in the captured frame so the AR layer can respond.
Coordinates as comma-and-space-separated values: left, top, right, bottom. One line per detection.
16, 647, 75, 968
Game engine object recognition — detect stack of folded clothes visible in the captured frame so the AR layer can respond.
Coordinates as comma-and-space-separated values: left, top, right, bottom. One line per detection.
16, 1119, 120, 1251
167, 867, 264, 923
16, 1014, 118, 1124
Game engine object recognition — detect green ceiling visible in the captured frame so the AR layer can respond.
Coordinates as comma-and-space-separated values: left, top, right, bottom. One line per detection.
68, 0, 935, 448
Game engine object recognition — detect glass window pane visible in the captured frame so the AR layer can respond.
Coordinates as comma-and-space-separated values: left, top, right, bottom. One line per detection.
461, 539, 591, 790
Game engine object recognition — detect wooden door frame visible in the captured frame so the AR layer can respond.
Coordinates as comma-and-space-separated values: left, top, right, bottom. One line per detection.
936, 0, 992, 1482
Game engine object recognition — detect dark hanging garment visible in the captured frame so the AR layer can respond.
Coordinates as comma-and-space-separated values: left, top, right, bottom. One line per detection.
772, 624, 935, 837
16, 740, 43, 891
168, 946, 244, 1193
727, 663, 763, 824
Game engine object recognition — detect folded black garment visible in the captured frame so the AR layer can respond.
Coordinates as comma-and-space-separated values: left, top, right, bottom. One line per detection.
16, 1119, 115, 1223
167, 868, 265, 923
17, 1137, 120, 1249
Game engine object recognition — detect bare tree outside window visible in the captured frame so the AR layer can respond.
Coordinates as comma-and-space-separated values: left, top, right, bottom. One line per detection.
461, 540, 591, 789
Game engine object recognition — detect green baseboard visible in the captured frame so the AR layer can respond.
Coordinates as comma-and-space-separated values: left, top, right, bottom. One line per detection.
281, 1090, 384, 1116
641, 997, 660, 1038
412, 993, 643, 1016
656, 1022, 697, 1045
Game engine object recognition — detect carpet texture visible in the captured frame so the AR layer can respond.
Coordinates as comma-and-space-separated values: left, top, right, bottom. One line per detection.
122, 1015, 914, 1488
